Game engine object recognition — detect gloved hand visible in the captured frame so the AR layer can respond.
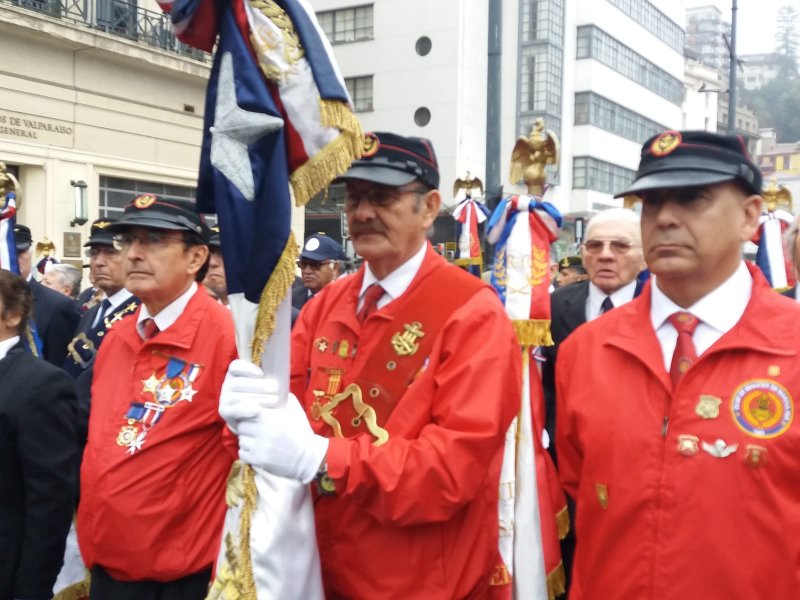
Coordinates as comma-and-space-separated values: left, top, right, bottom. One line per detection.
219, 359, 329, 484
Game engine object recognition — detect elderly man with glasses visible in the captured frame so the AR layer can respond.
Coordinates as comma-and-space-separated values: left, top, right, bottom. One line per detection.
77, 195, 237, 600
292, 233, 345, 311
540, 207, 646, 592
219, 132, 521, 598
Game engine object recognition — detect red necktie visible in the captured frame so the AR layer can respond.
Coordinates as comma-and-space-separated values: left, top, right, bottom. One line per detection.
668, 311, 699, 388
357, 284, 385, 324
141, 318, 160, 340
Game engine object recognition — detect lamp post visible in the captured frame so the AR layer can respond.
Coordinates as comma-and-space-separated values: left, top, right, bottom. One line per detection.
70, 180, 88, 227
727, 0, 738, 134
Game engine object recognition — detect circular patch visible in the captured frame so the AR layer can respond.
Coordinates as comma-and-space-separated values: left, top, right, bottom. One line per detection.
305, 238, 320, 251
362, 132, 379, 157
650, 130, 682, 157
731, 379, 793, 439
133, 194, 157, 209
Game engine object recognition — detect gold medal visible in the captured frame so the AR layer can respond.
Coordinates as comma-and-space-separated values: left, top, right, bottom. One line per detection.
116, 421, 139, 446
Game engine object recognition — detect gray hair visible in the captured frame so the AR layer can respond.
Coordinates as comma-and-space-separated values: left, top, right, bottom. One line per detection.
586, 208, 642, 242
47, 263, 82, 299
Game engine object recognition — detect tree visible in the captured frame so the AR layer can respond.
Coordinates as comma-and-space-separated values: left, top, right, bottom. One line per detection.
775, 5, 800, 79
742, 77, 800, 142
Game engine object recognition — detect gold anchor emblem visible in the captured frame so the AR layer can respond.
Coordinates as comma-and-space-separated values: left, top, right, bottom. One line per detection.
391, 321, 425, 356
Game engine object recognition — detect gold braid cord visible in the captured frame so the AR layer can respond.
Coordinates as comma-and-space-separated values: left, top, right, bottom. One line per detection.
249, 0, 303, 82
24, 324, 39, 357
512, 318, 553, 347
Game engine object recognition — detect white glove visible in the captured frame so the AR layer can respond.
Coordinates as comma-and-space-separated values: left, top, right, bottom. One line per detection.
219, 359, 329, 484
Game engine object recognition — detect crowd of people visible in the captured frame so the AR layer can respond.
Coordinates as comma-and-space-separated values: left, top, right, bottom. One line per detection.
2, 128, 799, 600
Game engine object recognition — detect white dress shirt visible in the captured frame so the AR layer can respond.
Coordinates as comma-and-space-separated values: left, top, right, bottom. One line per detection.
136, 282, 198, 339
650, 261, 752, 371
358, 242, 427, 311
0, 335, 20, 361
586, 279, 638, 322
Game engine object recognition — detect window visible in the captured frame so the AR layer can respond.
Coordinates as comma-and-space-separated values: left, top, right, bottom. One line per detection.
345, 75, 373, 112
576, 26, 683, 105
317, 5, 373, 45
573, 92, 667, 143
608, 0, 684, 53
573, 157, 635, 195
98, 176, 196, 218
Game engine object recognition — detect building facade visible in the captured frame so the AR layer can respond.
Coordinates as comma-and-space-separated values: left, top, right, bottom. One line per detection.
685, 5, 731, 74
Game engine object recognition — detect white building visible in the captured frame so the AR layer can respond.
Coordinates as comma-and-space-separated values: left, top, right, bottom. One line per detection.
309, 0, 685, 215
740, 53, 780, 90
683, 55, 722, 132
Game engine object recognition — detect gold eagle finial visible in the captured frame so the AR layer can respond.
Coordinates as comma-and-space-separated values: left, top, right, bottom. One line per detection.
762, 177, 792, 213
452, 171, 484, 199
509, 117, 560, 196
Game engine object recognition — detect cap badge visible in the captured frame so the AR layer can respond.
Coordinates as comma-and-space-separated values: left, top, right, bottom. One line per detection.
362, 133, 379, 158
559, 257, 570, 268
133, 194, 157, 209
650, 131, 682, 157
95, 220, 111, 229
305, 238, 321, 251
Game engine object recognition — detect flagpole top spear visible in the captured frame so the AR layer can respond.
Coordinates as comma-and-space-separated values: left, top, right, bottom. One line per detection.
508, 118, 559, 196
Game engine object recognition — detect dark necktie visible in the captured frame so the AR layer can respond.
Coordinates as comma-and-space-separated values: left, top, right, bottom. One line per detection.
357, 284, 385, 324
668, 311, 700, 388
94, 298, 112, 328
600, 296, 614, 315
141, 318, 160, 341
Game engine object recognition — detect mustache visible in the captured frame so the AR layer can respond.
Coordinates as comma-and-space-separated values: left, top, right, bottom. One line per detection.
350, 221, 386, 236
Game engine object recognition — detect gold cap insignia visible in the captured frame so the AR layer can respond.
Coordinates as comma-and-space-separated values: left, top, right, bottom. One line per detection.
559, 257, 570, 268
95, 220, 111, 229
650, 130, 682, 157
133, 194, 157, 209
362, 133, 379, 157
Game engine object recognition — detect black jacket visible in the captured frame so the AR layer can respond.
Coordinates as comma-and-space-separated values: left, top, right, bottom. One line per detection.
29, 279, 81, 366
0, 342, 79, 599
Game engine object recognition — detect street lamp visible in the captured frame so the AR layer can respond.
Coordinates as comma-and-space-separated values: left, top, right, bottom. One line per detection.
70, 180, 88, 227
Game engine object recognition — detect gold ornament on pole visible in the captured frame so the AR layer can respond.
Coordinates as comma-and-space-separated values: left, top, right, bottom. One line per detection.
509, 117, 559, 195
762, 176, 792, 213
452, 171, 484, 199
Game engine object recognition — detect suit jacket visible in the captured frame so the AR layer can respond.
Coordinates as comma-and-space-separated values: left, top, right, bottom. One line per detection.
30, 279, 81, 367
292, 282, 313, 311
0, 343, 79, 599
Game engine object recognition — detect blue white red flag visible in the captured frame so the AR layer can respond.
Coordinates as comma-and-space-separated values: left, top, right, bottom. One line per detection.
754, 208, 793, 288
155, 0, 362, 597
452, 195, 490, 276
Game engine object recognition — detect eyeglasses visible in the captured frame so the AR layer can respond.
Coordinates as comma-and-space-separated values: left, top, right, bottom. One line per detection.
112, 231, 184, 251
582, 239, 638, 255
344, 185, 428, 210
297, 259, 334, 270
85, 246, 120, 258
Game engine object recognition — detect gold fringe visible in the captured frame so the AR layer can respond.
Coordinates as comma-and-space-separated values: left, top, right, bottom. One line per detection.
290, 100, 364, 207
53, 578, 90, 600
250, 233, 298, 364
236, 465, 258, 600
547, 560, 566, 600
555, 503, 570, 540
512, 318, 553, 347
25, 324, 39, 357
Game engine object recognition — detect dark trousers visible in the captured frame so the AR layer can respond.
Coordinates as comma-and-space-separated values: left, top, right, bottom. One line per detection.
89, 565, 212, 600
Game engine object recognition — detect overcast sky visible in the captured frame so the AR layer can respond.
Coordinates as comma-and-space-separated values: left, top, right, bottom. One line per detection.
683, 0, 800, 55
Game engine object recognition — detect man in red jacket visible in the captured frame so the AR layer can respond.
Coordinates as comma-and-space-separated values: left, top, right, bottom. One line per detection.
77, 195, 237, 600
557, 130, 800, 599
221, 132, 521, 598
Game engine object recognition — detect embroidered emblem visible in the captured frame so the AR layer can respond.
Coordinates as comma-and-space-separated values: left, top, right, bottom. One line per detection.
677, 434, 699, 456
696, 395, 722, 419
133, 194, 157, 209
362, 132, 379, 157
701, 438, 738, 458
744, 444, 767, 468
119, 355, 202, 455
650, 130, 682, 156
391, 321, 425, 356
731, 379, 793, 439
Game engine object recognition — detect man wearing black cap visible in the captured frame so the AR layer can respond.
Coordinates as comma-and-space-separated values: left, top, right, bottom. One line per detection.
203, 225, 229, 306
77, 195, 238, 599
556, 131, 800, 599
64, 218, 140, 447
219, 132, 520, 598
292, 233, 346, 311
13, 223, 80, 365
554, 256, 588, 288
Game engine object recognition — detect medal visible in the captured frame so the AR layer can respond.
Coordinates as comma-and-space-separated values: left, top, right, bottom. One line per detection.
695, 395, 722, 419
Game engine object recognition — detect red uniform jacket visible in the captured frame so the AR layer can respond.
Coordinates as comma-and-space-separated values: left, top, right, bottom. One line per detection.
78, 287, 238, 581
557, 266, 800, 599
292, 248, 520, 599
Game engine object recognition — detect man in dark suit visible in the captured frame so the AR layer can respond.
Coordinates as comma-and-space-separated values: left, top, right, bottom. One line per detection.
291, 233, 345, 311
64, 218, 139, 447
0, 269, 79, 599
14, 224, 80, 366
541, 207, 646, 595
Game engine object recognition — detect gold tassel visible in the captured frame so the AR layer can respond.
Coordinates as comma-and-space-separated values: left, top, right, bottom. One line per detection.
512, 318, 553, 347
250, 233, 298, 364
291, 100, 364, 207
555, 503, 570, 540
53, 578, 90, 600
235, 465, 258, 600
547, 561, 566, 600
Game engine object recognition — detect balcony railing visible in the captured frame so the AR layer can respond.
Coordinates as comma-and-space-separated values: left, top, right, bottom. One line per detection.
3, 0, 209, 62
